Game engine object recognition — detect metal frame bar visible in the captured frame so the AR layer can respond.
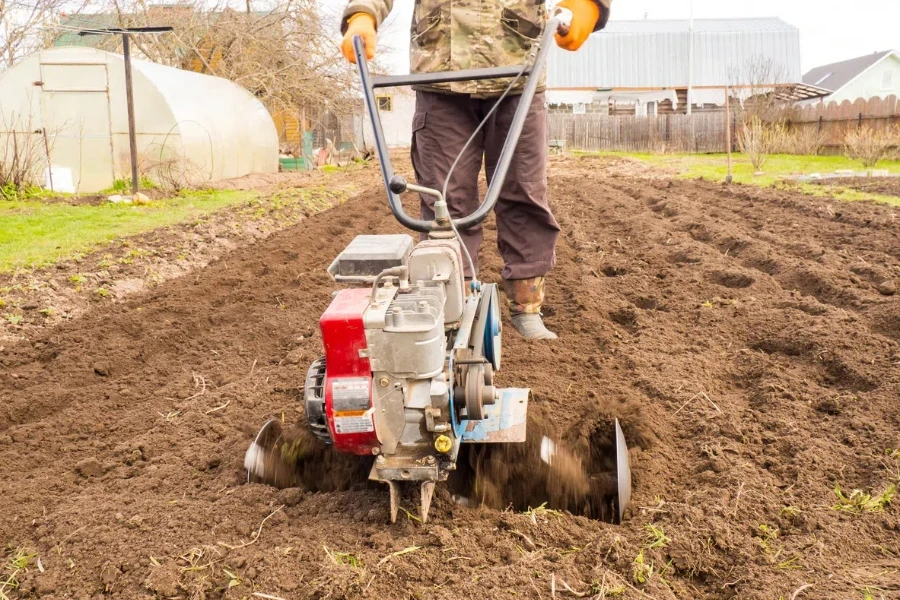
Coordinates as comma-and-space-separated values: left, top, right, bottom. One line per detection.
371, 66, 529, 89
354, 18, 561, 233
76, 26, 173, 196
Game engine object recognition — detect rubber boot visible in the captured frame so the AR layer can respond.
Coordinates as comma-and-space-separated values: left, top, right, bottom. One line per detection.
503, 277, 558, 340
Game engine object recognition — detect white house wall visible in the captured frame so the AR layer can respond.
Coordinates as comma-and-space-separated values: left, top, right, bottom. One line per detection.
548, 18, 802, 89
828, 54, 900, 104
363, 87, 417, 149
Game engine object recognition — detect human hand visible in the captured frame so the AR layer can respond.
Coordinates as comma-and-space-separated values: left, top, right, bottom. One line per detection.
341, 13, 377, 64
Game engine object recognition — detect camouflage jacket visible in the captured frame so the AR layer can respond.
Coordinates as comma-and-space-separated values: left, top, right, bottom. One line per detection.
342, 0, 611, 97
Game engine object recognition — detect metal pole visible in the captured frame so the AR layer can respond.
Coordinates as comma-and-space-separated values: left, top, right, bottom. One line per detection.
122, 33, 139, 196
41, 128, 54, 192
725, 86, 733, 183
686, 0, 694, 116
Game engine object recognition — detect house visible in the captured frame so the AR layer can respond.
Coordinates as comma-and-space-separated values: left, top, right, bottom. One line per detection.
802, 50, 900, 104
363, 87, 416, 149
546, 17, 825, 115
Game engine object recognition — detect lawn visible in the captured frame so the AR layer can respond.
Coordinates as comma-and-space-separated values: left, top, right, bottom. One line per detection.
581, 151, 900, 206
0, 190, 256, 273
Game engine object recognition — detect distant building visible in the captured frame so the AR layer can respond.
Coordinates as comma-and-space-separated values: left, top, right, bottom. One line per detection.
363, 87, 416, 149
546, 17, 824, 115
803, 50, 900, 104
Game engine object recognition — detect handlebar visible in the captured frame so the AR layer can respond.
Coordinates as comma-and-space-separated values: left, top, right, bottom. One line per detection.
354, 12, 569, 233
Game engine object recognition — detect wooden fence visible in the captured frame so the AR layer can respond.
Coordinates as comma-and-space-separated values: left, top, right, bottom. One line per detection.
786, 95, 900, 154
548, 112, 728, 153
549, 95, 900, 155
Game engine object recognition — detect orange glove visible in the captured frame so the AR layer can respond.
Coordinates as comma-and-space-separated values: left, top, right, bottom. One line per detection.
554, 0, 600, 51
341, 13, 377, 64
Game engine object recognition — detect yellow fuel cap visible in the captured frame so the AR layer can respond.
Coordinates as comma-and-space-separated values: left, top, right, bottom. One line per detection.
434, 435, 452, 454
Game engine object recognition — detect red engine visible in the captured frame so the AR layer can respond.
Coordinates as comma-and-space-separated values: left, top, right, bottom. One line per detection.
319, 288, 379, 455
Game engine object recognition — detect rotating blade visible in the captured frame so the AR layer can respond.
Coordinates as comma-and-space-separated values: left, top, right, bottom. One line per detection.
245, 419, 301, 489
615, 419, 632, 524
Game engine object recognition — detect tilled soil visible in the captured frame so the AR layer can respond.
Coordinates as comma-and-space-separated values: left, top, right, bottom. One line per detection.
2, 157, 899, 600
810, 176, 900, 198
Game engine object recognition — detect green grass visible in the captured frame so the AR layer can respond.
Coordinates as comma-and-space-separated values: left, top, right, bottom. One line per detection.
0, 190, 255, 273
577, 151, 900, 206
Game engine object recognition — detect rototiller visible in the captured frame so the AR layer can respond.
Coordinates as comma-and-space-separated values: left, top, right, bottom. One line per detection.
246, 9, 631, 523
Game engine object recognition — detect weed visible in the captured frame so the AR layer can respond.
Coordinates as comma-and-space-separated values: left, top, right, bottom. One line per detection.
0, 299, 6, 309
860, 587, 885, 600
643, 523, 671, 549
397, 506, 423, 523
39, 307, 54, 316
324, 545, 362, 568
833, 483, 896, 513
631, 549, 654, 584
94, 287, 109, 298
781, 505, 802, 518
756, 523, 779, 553
7, 549, 36, 571
68, 274, 87, 285
106, 179, 130, 194
1, 547, 38, 599
222, 567, 241, 589
5, 315, 22, 325
589, 579, 626, 597
777, 555, 803, 570
523, 502, 564, 520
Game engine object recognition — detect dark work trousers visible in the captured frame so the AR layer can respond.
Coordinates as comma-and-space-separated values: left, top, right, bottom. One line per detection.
410, 90, 560, 281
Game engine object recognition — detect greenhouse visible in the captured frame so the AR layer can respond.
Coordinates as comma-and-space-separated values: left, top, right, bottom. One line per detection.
0, 47, 278, 193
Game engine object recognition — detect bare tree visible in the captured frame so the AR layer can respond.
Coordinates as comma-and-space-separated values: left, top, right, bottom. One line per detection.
52, 0, 371, 148
1, 0, 92, 72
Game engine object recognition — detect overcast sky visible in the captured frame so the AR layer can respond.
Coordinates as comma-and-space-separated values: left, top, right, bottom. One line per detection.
341, 0, 900, 75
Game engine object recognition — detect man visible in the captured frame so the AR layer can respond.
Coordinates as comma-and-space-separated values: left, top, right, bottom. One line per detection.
340, 0, 611, 340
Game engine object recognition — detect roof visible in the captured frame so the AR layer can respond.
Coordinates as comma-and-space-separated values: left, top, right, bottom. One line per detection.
603, 17, 798, 34
548, 17, 802, 90
53, 8, 275, 48
802, 50, 898, 92
54, 14, 119, 47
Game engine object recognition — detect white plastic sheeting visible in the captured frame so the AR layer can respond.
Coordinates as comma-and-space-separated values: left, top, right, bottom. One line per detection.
0, 47, 277, 193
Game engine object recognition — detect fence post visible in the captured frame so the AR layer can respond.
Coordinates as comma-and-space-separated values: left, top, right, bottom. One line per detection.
858, 112, 863, 130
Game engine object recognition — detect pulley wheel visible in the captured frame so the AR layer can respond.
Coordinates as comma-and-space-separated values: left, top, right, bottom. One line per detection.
483, 284, 502, 371
465, 364, 486, 420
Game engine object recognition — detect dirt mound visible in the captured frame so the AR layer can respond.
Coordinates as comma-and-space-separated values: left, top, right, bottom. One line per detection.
810, 176, 900, 198
2, 162, 900, 599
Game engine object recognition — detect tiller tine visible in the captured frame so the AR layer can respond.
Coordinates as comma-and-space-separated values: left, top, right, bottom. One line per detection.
384, 480, 437, 524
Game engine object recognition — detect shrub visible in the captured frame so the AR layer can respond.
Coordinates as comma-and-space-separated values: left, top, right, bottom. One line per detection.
737, 116, 786, 172
782, 127, 825, 156
843, 126, 897, 168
